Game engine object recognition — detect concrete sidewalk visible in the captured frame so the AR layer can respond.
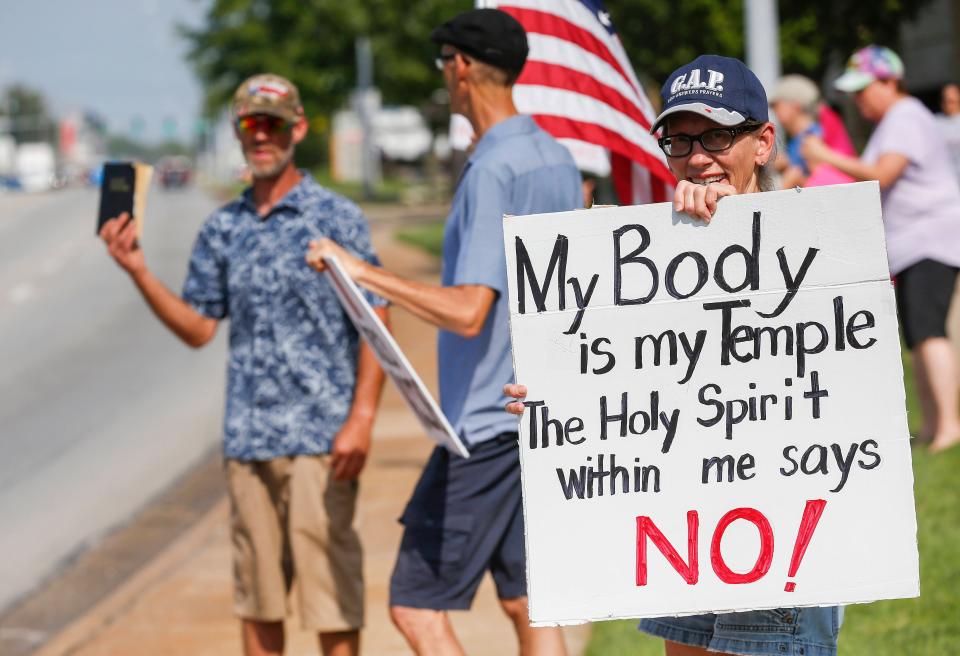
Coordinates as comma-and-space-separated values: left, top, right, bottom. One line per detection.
34, 212, 590, 656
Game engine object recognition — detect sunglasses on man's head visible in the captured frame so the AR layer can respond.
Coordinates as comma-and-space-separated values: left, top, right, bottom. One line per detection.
236, 114, 292, 135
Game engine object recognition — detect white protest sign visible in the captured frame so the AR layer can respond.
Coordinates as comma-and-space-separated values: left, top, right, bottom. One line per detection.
503, 182, 919, 625
324, 255, 470, 458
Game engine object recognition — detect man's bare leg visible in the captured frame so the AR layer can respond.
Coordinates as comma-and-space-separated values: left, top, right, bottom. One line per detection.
390, 605, 466, 656
319, 629, 359, 656
500, 596, 567, 656
242, 619, 283, 656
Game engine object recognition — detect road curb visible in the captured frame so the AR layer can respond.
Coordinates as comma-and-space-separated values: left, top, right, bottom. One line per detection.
33, 500, 228, 656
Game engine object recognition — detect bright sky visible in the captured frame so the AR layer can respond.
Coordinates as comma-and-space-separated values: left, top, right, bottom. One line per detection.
0, 0, 206, 144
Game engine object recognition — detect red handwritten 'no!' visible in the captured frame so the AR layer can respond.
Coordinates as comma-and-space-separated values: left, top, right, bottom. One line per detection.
636, 500, 827, 591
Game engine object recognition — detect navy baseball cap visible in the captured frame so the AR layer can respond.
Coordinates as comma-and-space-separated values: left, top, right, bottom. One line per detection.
651, 55, 769, 134
430, 8, 529, 75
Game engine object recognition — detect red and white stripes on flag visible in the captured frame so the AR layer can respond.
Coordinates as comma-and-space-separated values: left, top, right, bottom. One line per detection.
485, 0, 676, 204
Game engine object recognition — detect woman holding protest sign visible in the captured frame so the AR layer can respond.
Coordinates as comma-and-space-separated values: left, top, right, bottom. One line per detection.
506, 55, 842, 656
801, 45, 960, 454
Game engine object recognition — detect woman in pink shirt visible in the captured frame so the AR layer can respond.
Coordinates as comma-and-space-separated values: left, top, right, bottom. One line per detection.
804, 45, 960, 453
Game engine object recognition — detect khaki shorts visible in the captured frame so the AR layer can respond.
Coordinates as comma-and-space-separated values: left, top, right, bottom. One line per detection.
226, 456, 363, 631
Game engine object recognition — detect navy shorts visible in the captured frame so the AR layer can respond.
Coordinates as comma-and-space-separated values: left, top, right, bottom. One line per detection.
639, 605, 842, 656
895, 259, 959, 349
389, 432, 525, 610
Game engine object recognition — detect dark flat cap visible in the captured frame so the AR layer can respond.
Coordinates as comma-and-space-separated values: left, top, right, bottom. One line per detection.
430, 8, 528, 75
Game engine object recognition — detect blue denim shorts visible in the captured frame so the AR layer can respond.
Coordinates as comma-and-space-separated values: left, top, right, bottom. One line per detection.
638, 606, 842, 656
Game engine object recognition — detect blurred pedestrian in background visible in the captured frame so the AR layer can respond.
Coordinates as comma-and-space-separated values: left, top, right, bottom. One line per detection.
100, 74, 387, 655
803, 46, 960, 453
307, 8, 581, 655
936, 82, 960, 182
770, 74, 855, 188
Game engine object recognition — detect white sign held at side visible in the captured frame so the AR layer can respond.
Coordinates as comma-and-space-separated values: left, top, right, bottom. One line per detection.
324, 255, 469, 458
504, 182, 919, 625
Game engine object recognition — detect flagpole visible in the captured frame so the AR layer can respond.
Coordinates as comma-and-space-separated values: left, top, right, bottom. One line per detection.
744, 0, 781, 93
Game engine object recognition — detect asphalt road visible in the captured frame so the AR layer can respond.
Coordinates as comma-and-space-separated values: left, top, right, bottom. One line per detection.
0, 186, 227, 614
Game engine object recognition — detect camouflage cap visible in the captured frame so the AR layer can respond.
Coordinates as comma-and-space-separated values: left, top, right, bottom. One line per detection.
232, 74, 303, 123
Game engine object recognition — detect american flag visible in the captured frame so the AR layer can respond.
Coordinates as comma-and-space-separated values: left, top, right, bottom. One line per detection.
484, 0, 675, 204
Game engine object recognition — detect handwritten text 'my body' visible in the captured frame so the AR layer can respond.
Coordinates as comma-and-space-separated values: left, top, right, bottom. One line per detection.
514, 212, 817, 337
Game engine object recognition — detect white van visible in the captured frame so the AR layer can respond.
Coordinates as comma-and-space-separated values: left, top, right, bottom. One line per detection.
16, 142, 56, 193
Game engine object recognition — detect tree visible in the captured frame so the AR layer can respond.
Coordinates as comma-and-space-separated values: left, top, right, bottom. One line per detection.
181, 0, 935, 165
180, 0, 470, 165
777, 0, 934, 79
605, 0, 935, 90
0, 84, 56, 144
105, 134, 195, 162
608, 0, 743, 91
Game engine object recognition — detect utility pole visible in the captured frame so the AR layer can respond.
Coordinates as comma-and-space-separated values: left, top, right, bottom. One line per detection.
744, 0, 781, 94
355, 36, 376, 200
7, 94, 19, 142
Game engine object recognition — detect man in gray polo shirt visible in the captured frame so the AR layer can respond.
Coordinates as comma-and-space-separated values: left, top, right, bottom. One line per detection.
307, 9, 581, 654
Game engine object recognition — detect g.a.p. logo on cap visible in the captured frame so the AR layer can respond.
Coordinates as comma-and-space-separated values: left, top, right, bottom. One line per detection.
652, 55, 768, 133
669, 69, 725, 96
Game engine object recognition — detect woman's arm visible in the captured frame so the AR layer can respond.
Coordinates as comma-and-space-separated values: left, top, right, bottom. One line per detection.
801, 136, 909, 190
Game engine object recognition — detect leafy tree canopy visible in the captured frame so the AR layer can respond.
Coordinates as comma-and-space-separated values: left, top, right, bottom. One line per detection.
0, 84, 50, 118
0, 84, 56, 143
182, 0, 934, 164
181, 0, 471, 120
607, 0, 934, 89
105, 134, 195, 162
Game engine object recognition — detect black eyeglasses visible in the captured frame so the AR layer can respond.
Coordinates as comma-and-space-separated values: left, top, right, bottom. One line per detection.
658, 123, 763, 157
434, 52, 457, 71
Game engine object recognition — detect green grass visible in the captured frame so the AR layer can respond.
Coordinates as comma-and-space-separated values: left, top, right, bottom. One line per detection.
395, 220, 445, 258
585, 348, 960, 655
208, 168, 409, 204
585, 621, 663, 656
311, 166, 407, 204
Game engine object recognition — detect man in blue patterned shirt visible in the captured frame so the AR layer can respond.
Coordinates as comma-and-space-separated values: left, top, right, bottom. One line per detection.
100, 74, 387, 656
308, 10, 581, 656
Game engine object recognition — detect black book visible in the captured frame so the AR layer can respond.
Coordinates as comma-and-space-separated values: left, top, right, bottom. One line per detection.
96, 161, 152, 236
